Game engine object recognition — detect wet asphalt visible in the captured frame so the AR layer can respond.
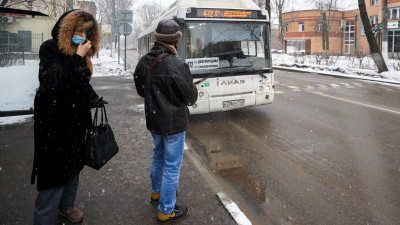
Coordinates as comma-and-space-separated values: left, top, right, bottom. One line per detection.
186, 70, 400, 225
0, 75, 236, 225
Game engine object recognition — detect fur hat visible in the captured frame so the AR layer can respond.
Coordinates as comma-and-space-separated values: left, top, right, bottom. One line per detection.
153, 19, 182, 43
55, 10, 100, 57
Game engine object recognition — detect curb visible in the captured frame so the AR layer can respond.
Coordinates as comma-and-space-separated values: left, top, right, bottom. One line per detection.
274, 66, 400, 86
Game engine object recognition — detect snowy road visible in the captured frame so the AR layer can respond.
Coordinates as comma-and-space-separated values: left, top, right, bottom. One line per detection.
186, 70, 400, 225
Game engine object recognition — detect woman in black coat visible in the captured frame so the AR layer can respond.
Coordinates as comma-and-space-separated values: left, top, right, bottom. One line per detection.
31, 10, 100, 225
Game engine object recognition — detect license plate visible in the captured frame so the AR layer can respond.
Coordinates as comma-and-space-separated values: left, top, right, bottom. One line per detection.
223, 99, 245, 108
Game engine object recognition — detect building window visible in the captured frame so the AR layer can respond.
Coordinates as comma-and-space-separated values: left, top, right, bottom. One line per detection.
317, 22, 322, 31
286, 40, 306, 53
344, 22, 355, 54
285, 24, 288, 32
388, 30, 400, 52
389, 7, 399, 19
298, 22, 304, 32
370, 16, 378, 26
371, 0, 379, 6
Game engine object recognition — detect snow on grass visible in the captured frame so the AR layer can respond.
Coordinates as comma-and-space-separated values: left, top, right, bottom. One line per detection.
0, 115, 33, 126
272, 53, 400, 83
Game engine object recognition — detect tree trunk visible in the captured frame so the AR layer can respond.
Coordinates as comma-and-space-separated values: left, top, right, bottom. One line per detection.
279, 11, 285, 53
0, 0, 9, 7
322, 12, 329, 53
358, 0, 388, 72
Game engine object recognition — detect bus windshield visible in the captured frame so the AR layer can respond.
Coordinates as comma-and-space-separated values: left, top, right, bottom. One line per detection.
184, 21, 270, 76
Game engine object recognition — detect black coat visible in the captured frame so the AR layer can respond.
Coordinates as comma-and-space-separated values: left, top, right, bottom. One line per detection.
31, 10, 99, 191
134, 43, 198, 135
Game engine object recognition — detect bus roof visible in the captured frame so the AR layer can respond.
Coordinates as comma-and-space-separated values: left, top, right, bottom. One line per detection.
138, 0, 267, 39
164, 0, 262, 10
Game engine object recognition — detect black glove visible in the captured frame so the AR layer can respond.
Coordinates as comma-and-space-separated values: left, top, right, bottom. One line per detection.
90, 97, 108, 108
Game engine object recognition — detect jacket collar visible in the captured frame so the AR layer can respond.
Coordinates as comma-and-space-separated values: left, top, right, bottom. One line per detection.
154, 41, 178, 56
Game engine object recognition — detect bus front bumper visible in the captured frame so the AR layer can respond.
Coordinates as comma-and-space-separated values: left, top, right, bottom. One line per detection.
189, 91, 274, 114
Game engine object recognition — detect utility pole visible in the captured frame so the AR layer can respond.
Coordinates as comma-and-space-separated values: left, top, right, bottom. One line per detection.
266, 0, 272, 66
111, 0, 116, 57
382, 0, 388, 62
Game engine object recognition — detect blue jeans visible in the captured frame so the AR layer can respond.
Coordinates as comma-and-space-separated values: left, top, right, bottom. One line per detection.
151, 131, 185, 214
33, 173, 80, 225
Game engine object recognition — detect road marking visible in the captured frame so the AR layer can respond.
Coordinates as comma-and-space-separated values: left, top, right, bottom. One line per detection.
287, 85, 301, 91
330, 84, 341, 88
185, 144, 253, 225
305, 85, 315, 90
312, 91, 400, 115
217, 192, 252, 225
340, 83, 354, 88
352, 82, 364, 87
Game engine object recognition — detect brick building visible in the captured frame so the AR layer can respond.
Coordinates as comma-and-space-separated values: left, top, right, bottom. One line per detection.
281, 0, 400, 55
78, 1, 97, 19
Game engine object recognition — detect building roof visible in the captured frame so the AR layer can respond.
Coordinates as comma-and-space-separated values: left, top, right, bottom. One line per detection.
0, 7, 48, 16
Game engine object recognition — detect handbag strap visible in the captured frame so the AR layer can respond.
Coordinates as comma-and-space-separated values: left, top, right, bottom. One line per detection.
143, 52, 169, 86
92, 105, 109, 129
92, 106, 99, 132
103, 105, 109, 124
100, 105, 104, 124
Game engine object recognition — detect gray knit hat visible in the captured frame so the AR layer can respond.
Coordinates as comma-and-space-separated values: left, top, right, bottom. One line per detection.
153, 19, 182, 43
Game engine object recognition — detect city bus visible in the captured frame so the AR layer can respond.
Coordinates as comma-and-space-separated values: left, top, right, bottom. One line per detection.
137, 0, 275, 114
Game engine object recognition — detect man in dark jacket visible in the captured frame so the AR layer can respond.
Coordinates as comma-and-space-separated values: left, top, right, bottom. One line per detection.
133, 19, 198, 224
31, 10, 101, 225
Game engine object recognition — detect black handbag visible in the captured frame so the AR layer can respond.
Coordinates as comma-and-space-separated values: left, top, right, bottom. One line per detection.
85, 105, 119, 170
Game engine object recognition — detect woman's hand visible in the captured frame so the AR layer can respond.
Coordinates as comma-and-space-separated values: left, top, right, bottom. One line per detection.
76, 40, 92, 58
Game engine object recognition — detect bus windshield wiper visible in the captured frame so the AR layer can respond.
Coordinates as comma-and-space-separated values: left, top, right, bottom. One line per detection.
245, 66, 268, 79
194, 72, 219, 85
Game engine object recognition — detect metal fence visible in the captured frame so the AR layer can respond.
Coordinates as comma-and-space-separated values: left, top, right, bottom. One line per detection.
0, 31, 43, 67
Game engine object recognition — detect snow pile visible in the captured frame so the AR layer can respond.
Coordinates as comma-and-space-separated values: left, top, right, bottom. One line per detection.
0, 60, 39, 111
91, 49, 132, 77
272, 53, 400, 82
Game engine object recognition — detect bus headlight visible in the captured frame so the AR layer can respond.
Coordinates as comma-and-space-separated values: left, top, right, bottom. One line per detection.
199, 91, 204, 98
265, 85, 270, 92
192, 104, 197, 108
259, 86, 264, 92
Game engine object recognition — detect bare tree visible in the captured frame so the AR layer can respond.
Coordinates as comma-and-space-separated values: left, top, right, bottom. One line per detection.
272, 0, 292, 53
128, 0, 162, 47
1, 0, 9, 6
95, 0, 136, 48
358, 0, 388, 72
310, 0, 339, 53
95, 0, 136, 24
136, 0, 163, 28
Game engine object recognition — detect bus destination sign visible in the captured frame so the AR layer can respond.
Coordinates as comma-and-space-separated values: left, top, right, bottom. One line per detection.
187, 8, 266, 19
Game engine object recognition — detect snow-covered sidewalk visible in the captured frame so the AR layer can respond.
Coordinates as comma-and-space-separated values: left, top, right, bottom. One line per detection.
273, 53, 400, 84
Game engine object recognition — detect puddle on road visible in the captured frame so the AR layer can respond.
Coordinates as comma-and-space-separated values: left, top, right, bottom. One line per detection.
188, 131, 267, 204
218, 166, 267, 204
